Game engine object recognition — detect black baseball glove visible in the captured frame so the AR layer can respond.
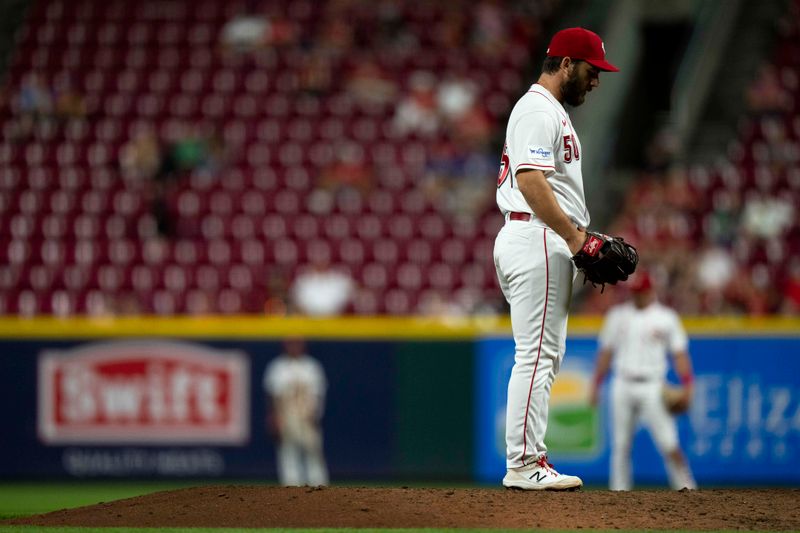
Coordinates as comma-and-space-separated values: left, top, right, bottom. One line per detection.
572, 231, 638, 289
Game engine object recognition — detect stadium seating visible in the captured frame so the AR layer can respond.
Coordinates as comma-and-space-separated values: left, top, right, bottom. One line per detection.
1, 0, 550, 315
581, 0, 800, 315
3, 0, 797, 316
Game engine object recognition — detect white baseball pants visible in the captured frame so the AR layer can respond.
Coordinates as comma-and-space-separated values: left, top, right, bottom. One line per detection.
609, 377, 696, 490
277, 440, 329, 487
494, 219, 576, 469
276, 426, 329, 486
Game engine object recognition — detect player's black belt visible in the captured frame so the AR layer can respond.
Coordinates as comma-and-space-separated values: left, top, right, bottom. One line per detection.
509, 212, 532, 221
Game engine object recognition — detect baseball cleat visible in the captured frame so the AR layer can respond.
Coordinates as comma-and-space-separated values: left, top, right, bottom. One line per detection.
503, 456, 583, 491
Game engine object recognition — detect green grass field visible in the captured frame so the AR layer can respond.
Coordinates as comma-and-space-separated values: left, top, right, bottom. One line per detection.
0, 481, 213, 520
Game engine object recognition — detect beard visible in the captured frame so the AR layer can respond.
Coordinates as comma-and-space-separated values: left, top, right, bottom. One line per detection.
562, 69, 588, 107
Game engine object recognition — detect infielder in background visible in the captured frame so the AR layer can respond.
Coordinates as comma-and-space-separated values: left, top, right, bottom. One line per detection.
590, 272, 697, 490
263, 337, 329, 486
494, 27, 621, 490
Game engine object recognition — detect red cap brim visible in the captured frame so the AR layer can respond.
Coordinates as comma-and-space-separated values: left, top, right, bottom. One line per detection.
585, 58, 619, 72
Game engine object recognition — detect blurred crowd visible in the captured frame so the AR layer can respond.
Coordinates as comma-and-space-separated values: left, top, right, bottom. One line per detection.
1, 0, 558, 317
1, 0, 798, 318
6, 72, 87, 141
580, 13, 800, 316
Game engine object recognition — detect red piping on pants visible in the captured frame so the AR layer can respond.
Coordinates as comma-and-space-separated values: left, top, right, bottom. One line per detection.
521, 228, 548, 466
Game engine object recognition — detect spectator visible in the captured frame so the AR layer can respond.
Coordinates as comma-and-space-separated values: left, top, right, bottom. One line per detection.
263, 13, 299, 47
220, 12, 270, 54
345, 60, 398, 108
119, 126, 161, 181
317, 142, 373, 194
449, 101, 494, 148
436, 71, 493, 150
392, 70, 439, 137
197, 124, 228, 175
297, 47, 334, 96
10, 73, 53, 140
157, 123, 217, 183
695, 244, 736, 293
17, 73, 52, 118
422, 140, 495, 217
725, 264, 774, 315
264, 269, 290, 316
52, 76, 86, 122
436, 74, 478, 122
781, 259, 800, 314
151, 123, 220, 237
291, 258, 354, 317
705, 189, 740, 247
740, 191, 794, 239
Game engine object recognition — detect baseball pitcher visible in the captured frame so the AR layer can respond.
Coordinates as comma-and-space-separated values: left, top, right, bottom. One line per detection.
494, 27, 636, 491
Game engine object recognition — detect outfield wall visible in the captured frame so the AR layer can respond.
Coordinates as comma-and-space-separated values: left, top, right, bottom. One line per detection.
0, 316, 797, 486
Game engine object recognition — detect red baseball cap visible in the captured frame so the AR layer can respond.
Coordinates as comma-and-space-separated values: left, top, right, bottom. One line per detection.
630, 272, 653, 293
546, 27, 619, 72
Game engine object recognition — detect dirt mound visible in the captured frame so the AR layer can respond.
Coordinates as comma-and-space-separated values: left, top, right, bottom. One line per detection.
6, 486, 800, 530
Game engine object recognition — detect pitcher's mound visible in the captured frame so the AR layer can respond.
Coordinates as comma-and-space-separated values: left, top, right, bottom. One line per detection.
6, 486, 800, 530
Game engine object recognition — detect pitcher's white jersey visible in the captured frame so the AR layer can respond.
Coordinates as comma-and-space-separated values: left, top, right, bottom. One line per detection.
598, 301, 688, 381
496, 83, 590, 228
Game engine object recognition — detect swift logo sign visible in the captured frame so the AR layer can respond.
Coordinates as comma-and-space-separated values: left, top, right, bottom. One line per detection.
38, 341, 249, 445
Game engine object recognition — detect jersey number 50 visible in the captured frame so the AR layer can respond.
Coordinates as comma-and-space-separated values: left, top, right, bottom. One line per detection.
563, 135, 580, 163
497, 143, 510, 187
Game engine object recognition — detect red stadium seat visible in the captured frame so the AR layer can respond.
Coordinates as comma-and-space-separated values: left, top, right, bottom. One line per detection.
360, 262, 391, 290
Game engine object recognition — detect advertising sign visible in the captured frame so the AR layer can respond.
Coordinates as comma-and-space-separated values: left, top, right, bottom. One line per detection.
38, 341, 249, 445
475, 336, 800, 486
688, 338, 800, 474
475, 337, 604, 482
1, 338, 397, 479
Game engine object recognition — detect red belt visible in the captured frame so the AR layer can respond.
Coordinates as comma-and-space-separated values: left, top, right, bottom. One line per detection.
509, 212, 532, 221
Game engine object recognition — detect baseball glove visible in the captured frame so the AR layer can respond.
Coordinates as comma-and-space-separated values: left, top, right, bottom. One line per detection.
572, 231, 638, 290
662, 384, 690, 415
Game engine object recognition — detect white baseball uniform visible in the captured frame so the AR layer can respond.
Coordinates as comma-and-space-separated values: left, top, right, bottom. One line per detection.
263, 352, 329, 486
493, 83, 585, 469
598, 300, 697, 490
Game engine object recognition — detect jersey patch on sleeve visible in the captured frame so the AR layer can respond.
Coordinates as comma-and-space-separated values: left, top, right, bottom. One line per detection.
526, 145, 555, 167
